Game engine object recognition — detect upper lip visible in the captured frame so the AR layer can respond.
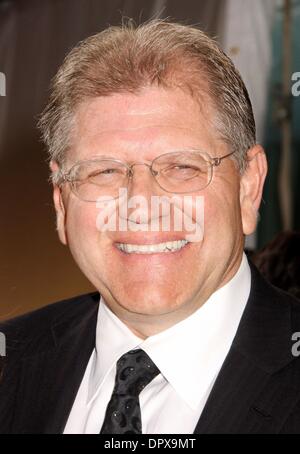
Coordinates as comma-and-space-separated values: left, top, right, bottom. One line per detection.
112, 234, 190, 245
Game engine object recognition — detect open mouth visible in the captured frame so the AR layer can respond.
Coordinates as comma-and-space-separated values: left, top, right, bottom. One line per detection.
116, 239, 189, 254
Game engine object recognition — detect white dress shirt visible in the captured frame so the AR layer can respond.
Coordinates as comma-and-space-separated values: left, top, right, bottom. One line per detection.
64, 253, 251, 434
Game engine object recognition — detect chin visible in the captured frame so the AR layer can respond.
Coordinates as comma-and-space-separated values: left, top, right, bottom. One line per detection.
115, 287, 184, 316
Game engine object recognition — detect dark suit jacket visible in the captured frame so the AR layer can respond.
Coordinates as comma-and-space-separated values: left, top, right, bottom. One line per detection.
1, 263, 300, 434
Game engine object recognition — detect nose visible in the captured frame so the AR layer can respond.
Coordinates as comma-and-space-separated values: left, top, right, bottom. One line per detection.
127, 162, 159, 198
121, 162, 162, 226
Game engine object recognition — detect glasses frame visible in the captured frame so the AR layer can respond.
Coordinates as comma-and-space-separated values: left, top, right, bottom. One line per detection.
57, 150, 236, 202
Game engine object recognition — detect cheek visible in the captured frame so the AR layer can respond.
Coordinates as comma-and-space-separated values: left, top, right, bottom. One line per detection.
65, 203, 99, 242
203, 192, 242, 236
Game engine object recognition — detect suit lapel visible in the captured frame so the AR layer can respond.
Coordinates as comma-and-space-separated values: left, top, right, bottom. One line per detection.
12, 293, 99, 434
194, 262, 300, 434
194, 347, 270, 433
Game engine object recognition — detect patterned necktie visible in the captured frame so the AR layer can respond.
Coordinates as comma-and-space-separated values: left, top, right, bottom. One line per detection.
100, 348, 160, 434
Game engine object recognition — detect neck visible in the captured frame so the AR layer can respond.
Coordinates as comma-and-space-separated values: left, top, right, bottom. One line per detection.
101, 253, 244, 338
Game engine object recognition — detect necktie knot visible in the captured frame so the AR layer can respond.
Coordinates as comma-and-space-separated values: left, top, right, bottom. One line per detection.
114, 349, 160, 396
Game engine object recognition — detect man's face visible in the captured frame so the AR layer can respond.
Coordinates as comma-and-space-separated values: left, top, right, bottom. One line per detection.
53, 86, 264, 329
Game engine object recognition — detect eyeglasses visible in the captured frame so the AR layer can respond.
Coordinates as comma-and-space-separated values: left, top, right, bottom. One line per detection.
57, 150, 235, 202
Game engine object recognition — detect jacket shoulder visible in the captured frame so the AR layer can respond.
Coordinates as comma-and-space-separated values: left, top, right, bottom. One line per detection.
249, 259, 300, 312
0, 292, 99, 355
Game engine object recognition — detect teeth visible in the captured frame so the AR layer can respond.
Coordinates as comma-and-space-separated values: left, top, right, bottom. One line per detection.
117, 240, 189, 254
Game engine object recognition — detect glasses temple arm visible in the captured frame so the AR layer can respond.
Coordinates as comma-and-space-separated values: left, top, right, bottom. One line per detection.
211, 151, 235, 167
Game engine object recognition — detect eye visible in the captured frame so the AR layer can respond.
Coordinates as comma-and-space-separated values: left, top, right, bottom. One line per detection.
163, 164, 201, 180
174, 164, 198, 171
86, 167, 126, 185
89, 168, 118, 177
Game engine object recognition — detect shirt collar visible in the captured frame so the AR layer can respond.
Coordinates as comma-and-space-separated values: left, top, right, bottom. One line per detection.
88, 253, 251, 410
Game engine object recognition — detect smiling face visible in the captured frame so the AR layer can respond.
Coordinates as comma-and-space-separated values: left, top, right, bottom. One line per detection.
52, 86, 267, 337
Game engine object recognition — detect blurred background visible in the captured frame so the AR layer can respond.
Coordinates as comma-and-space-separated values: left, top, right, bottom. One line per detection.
0, 0, 299, 317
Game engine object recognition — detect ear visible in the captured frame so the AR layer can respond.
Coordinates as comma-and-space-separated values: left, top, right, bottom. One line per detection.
50, 160, 68, 245
240, 145, 268, 235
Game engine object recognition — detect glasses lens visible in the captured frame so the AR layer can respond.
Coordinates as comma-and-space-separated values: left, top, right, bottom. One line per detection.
152, 151, 212, 193
70, 159, 128, 202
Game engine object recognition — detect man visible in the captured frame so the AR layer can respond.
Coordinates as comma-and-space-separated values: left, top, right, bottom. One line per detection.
0, 20, 299, 434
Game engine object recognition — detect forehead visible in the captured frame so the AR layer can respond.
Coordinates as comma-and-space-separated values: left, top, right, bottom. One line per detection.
70, 86, 219, 161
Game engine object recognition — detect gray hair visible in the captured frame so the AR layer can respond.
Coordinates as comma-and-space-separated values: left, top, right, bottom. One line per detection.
38, 19, 256, 177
